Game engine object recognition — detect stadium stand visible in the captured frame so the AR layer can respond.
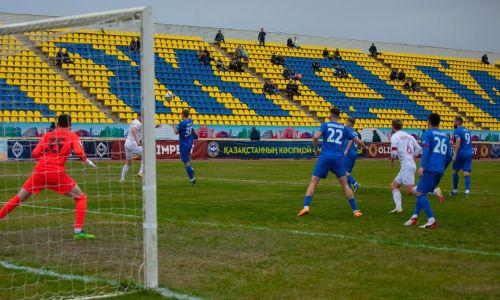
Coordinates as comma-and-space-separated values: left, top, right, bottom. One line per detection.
0, 34, 110, 123
378, 52, 499, 130
0, 18, 497, 128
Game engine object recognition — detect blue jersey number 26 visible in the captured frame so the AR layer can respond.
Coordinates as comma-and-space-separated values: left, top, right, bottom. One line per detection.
433, 137, 448, 155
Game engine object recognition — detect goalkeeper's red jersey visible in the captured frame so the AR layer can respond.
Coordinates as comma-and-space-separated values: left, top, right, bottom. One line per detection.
31, 127, 87, 173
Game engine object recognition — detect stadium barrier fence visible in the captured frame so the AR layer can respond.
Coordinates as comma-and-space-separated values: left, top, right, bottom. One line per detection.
2, 138, 499, 161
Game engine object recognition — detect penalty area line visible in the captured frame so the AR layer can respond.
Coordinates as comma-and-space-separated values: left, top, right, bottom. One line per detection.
6, 202, 500, 258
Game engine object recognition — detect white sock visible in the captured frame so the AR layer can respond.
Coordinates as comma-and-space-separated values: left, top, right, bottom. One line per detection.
452, 189, 458, 193
432, 188, 440, 196
121, 164, 129, 181
74, 228, 82, 234
411, 214, 418, 219
428, 217, 436, 224
392, 189, 402, 210
465, 189, 470, 193
139, 159, 144, 174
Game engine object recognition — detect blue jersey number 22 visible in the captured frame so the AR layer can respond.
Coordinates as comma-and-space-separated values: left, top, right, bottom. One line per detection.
327, 128, 343, 144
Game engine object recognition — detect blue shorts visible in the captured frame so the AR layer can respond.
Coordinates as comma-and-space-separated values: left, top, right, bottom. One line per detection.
416, 171, 444, 194
179, 143, 192, 163
343, 155, 357, 173
312, 155, 346, 179
453, 155, 472, 172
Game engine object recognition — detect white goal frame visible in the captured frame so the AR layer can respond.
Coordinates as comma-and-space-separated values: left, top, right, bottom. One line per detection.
0, 6, 159, 289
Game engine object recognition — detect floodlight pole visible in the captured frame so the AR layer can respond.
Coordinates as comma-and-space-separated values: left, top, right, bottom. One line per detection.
140, 5, 158, 289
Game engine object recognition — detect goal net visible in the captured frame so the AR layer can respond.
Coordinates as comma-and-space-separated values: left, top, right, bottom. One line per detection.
0, 7, 157, 298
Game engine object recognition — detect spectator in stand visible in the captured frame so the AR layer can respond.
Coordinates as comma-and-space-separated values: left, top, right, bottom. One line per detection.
312, 61, 321, 72
55, 49, 64, 67
235, 45, 249, 61
389, 69, 398, 80
258, 28, 266, 47
481, 54, 490, 64
263, 80, 279, 95
323, 48, 331, 59
333, 48, 342, 60
250, 127, 261, 141
229, 57, 244, 72
369, 43, 380, 57
292, 37, 300, 48
284, 67, 302, 80
198, 47, 212, 65
62, 49, 72, 64
48, 122, 56, 132
129, 38, 140, 51
216, 58, 227, 71
287, 37, 294, 47
334, 64, 348, 78
397, 69, 406, 81
403, 79, 411, 90
214, 30, 225, 44
372, 130, 381, 142
411, 80, 421, 92
271, 52, 285, 65
285, 80, 300, 99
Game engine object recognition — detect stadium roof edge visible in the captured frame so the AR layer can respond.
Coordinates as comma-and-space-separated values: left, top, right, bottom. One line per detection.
0, 11, 498, 61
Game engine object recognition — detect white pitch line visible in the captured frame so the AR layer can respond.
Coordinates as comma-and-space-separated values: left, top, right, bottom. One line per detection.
0, 260, 200, 300
6, 202, 499, 258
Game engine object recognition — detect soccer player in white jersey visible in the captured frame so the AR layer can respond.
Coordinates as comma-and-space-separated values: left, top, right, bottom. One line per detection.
389, 119, 443, 213
120, 113, 144, 183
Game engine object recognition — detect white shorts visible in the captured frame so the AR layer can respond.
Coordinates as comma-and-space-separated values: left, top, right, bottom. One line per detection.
124, 141, 143, 160
394, 166, 416, 186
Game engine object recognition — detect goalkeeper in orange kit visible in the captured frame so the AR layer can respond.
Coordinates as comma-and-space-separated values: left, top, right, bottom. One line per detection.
0, 114, 96, 239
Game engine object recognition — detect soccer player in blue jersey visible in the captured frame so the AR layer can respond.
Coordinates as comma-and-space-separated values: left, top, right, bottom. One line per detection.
298, 107, 367, 217
175, 109, 196, 186
405, 113, 452, 229
343, 118, 360, 192
451, 116, 473, 197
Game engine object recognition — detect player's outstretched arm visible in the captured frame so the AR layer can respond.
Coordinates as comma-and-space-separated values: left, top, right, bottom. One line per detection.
70, 133, 88, 162
31, 134, 48, 159
313, 131, 322, 157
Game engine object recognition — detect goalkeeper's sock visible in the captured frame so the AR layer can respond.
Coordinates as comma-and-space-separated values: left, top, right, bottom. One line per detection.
452, 173, 459, 190
348, 198, 358, 212
0, 195, 21, 219
464, 175, 470, 192
74, 194, 87, 232
186, 165, 194, 180
392, 189, 402, 210
120, 164, 129, 181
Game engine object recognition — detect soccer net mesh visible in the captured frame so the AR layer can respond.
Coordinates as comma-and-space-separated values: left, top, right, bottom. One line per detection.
0, 8, 153, 298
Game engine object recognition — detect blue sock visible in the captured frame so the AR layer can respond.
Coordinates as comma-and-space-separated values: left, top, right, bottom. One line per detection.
348, 198, 358, 211
186, 165, 194, 180
464, 175, 470, 191
417, 195, 433, 218
452, 173, 459, 190
413, 198, 422, 217
347, 175, 358, 187
304, 195, 312, 207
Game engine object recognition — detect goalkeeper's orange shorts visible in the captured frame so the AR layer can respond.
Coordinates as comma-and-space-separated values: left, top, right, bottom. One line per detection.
22, 171, 76, 195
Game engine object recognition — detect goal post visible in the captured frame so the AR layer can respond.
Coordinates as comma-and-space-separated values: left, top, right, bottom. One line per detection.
0, 6, 158, 297
140, 5, 158, 289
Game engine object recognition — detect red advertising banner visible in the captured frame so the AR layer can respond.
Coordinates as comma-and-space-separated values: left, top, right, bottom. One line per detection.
365, 142, 492, 159
111, 140, 208, 160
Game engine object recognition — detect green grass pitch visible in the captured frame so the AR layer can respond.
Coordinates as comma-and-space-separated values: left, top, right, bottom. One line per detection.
0, 159, 499, 299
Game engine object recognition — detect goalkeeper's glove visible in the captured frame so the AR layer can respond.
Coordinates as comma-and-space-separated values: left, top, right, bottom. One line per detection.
85, 159, 97, 168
